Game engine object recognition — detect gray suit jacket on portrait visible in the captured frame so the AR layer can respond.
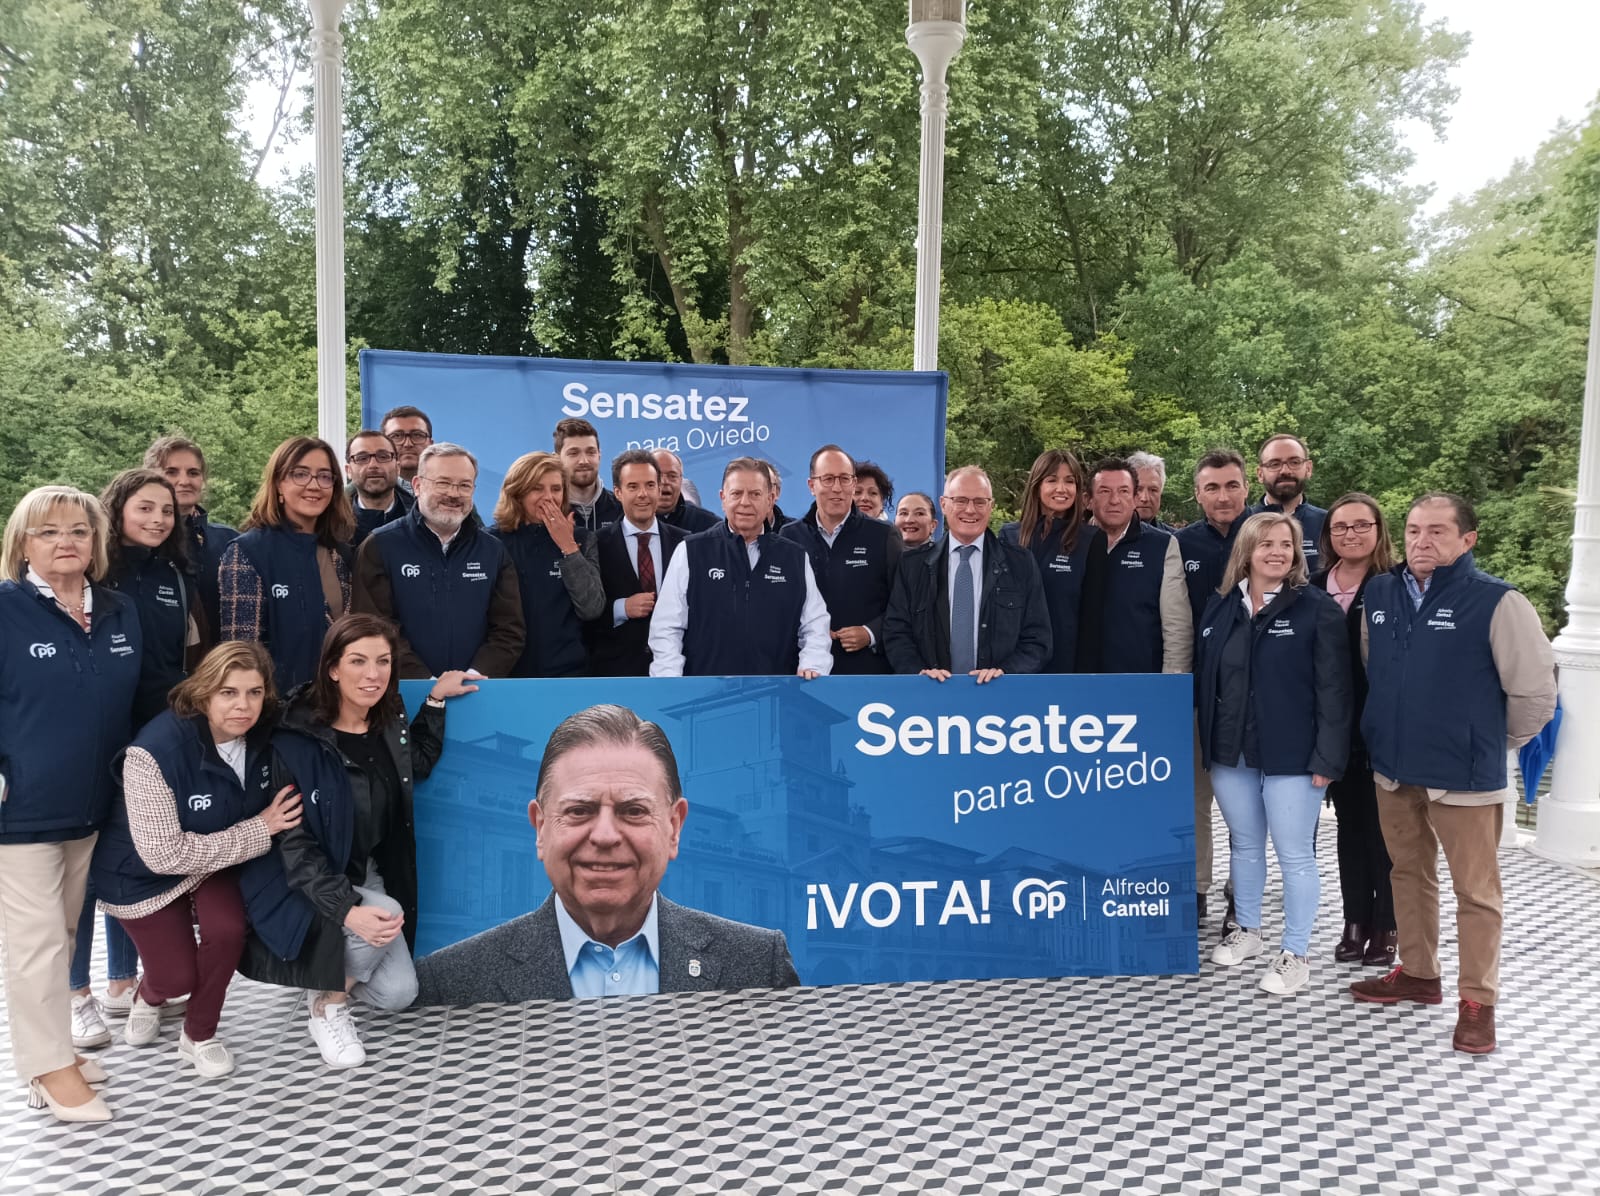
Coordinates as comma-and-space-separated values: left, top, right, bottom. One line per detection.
412, 893, 801, 1006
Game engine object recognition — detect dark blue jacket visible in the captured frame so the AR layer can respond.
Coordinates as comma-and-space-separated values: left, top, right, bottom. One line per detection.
680, 526, 810, 676
92, 713, 275, 908
0, 581, 141, 840
348, 483, 414, 548
492, 522, 592, 678
1176, 517, 1242, 625
1091, 518, 1175, 675
660, 494, 721, 534
585, 520, 687, 676
356, 507, 524, 679
1194, 584, 1351, 777
224, 527, 348, 694
105, 546, 190, 730
1360, 554, 1515, 792
184, 506, 236, 647
570, 488, 624, 535
782, 504, 903, 675
1249, 499, 1328, 574
1000, 517, 1097, 674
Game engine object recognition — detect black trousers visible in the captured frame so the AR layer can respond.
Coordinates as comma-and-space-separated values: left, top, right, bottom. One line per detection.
1329, 759, 1395, 931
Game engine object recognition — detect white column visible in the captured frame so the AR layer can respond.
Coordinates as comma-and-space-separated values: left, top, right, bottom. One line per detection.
1535, 203, 1600, 866
906, 2, 966, 374
309, 0, 348, 459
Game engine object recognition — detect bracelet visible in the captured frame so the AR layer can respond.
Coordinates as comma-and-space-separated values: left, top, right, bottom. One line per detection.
425, 695, 446, 708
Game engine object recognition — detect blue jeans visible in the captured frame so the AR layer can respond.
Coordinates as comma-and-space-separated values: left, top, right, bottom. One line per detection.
69, 876, 140, 990
1209, 759, 1322, 956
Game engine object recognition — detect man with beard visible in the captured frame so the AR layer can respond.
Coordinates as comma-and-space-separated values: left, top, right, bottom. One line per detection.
554, 418, 624, 534
381, 405, 433, 495
344, 429, 414, 547
1249, 433, 1328, 573
653, 449, 720, 533
354, 443, 524, 678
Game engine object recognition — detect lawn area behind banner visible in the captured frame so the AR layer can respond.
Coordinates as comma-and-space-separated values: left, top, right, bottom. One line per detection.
359, 351, 947, 523
404, 673, 1199, 986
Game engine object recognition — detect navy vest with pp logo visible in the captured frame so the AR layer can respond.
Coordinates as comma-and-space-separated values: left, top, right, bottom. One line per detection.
491, 522, 589, 677
368, 507, 506, 676
1360, 554, 1513, 792
1001, 517, 1094, 673
782, 506, 897, 675
90, 712, 274, 908
106, 546, 190, 730
229, 527, 336, 693
681, 527, 808, 676
1098, 519, 1173, 674
1249, 499, 1329, 574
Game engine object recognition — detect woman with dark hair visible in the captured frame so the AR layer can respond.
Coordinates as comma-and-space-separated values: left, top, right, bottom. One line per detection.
92, 641, 300, 1078
1311, 492, 1400, 968
1197, 512, 1352, 996
240, 614, 475, 1068
219, 437, 354, 692
894, 492, 939, 548
853, 462, 894, 521
489, 451, 605, 677
1000, 449, 1097, 673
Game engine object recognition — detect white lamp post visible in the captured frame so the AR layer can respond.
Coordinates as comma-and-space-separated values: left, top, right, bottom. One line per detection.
309, 0, 348, 458
906, 0, 966, 374
1535, 204, 1600, 865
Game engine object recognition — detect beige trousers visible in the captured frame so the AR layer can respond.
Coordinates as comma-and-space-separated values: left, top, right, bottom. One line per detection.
0, 836, 96, 1080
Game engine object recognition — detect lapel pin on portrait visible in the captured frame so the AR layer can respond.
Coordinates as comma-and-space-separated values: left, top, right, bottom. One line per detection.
688, 959, 702, 978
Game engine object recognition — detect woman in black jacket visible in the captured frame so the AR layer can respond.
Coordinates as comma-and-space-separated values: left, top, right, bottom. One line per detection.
1310, 493, 1399, 967
999, 448, 1099, 673
1196, 512, 1352, 997
239, 613, 475, 1069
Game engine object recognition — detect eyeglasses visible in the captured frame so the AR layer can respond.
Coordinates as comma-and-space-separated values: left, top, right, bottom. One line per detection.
387, 430, 432, 445
810, 474, 856, 489
420, 477, 475, 496
943, 496, 993, 510
1261, 457, 1308, 471
285, 468, 337, 488
348, 450, 398, 465
27, 526, 93, 543
1329, 520, 1376, 536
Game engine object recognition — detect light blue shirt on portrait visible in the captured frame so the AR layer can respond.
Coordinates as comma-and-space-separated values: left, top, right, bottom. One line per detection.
554, 895, 661, 997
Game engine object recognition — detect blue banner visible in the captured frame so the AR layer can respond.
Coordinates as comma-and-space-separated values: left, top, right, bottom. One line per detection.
359, 350, 947, 521
405, 673, 1199, 986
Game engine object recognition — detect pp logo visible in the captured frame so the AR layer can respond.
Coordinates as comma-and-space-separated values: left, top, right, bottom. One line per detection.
308, 788, 320, 806
1371, 611, 1386, 625
401, 563, 421, 578
1184, 560, 1200, 573
708, 567, 727, 581
1201, 627, 1213, 638
271, 584, 290, 599
28, 642, 56, 659
1012, 878, 1070, 920
187, 794, 213, 812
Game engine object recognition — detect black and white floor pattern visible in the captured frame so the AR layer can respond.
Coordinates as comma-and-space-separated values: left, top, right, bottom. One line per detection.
2, 815, 1597, 1195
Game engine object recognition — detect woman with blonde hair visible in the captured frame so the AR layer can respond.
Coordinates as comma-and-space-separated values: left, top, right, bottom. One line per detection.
0, 486, 142, 1121
91, 641, 301, 1079
1194, 511, 1352, 995
490, 451, 605, 676
219, 436, 354, 692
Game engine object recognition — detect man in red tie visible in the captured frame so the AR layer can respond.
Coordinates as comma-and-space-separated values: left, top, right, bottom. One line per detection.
584, 450, 688, 675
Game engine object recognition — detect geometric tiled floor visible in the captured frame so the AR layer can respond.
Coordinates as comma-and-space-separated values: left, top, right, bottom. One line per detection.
3, 814, 1597, 1195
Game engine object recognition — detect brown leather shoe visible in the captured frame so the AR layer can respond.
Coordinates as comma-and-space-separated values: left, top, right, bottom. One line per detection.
1334, 922, 1369, 963
1453, 1000, 1496, 1054
1349, 965, 1443, 1005
1362, 929, 1398, 968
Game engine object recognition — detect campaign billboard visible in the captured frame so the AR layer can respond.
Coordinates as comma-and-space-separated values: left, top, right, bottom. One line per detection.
404, 673, 1199, 988
358, 351, 947, 522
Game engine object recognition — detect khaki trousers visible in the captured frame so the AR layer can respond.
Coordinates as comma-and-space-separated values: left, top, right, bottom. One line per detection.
1375, 784, 1503, 1004
0, 836, 96, 1080
1193, 718, 1214, 896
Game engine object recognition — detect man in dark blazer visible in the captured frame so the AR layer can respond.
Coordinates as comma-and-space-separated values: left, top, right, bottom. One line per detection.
414, 704, 799, 1005
882, 465, 1052, 682
586, 450, 687, 675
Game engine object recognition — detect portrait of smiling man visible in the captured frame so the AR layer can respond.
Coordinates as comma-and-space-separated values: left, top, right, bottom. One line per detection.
413, 703, 801, 1005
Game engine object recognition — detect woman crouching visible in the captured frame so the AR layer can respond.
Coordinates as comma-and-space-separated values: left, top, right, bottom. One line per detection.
240, 613, 475, 1067
92, 641, 301, 1077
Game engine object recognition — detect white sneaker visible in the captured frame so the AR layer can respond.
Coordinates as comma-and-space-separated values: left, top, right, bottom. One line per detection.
124, 995, 163, 1046
99, 983, 137, 1017
307, 1001, 366, 1069
1259, 951, 1311, 995
70, 994, 112, 1049
178, 1032, 235, 1078
1212, 927, 1265, 967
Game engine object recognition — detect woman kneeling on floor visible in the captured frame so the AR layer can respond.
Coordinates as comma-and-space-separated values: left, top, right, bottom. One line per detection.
1193, 511, 1352, 994
93, 641, 302, 1078
239, 613, 475, 1068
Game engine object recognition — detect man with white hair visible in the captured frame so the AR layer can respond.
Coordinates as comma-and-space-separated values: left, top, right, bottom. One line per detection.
1128, 451, 1174, 532
354, 443, 524, 678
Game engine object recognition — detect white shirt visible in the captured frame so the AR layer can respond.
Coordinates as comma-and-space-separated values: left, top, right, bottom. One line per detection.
1238, 579, 1282, 618
613, 519, 666, 627
648, 535, 834, 676
215, 737, 248, 786
945, 535, 984, 660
